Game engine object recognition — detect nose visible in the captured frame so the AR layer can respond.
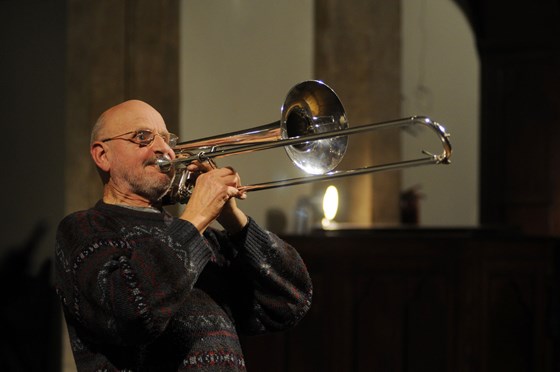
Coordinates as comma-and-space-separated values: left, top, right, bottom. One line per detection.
152, 135, 176, 160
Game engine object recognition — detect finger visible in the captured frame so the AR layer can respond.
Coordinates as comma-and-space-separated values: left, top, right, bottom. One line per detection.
226, 186, 241, 199
214, 169, 241, 187
186, 159, 208, 172
222, 166, 243, 188
187, 160, 214, 172
198, 160, 216, 172
186, 163, 200, 172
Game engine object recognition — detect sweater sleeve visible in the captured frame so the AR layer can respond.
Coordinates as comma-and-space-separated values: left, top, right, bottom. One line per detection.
207, 218, 313, 334
54, 210, 212, 347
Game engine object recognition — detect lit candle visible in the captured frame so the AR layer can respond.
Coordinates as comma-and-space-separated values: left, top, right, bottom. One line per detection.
322, 185, 339, 228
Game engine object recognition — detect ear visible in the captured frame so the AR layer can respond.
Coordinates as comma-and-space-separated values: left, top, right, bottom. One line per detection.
91, 142, 111, 172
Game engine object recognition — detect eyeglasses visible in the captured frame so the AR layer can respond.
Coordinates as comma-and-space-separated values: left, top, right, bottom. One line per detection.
101, 129, 179, 148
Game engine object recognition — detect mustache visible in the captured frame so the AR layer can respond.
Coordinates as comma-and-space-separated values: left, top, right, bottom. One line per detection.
145, 155, 175, 176
145, 154, 172, 167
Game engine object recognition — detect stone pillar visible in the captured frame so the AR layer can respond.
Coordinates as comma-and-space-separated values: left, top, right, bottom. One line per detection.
65, 0, 179, 214
314, 0, 402, 226
63, 1, 179, 370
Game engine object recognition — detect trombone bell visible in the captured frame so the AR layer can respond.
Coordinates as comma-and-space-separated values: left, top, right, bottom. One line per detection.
280, 80, 348, 175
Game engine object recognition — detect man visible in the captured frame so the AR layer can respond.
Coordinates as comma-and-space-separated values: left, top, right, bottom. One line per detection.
55, 100, 312, 371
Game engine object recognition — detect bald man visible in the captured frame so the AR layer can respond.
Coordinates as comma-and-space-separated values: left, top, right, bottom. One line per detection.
55, 100, 312, 371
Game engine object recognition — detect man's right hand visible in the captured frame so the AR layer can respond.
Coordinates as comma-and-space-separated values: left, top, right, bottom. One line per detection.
179, 166, 245, 233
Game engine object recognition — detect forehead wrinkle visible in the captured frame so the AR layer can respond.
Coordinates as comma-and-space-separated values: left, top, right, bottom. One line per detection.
97, 100, 168, 139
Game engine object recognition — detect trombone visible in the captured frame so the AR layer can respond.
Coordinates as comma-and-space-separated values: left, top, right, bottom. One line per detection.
157, 80, 452, 204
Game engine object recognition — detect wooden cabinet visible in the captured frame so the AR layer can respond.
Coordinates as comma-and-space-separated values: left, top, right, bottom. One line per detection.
241, 230, 558, 372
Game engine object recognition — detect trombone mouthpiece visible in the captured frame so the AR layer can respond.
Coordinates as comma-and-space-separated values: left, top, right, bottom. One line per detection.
155, 156, 172, 173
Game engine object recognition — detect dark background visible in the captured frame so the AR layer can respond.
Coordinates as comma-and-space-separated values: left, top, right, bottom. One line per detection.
2, 0, 560, 371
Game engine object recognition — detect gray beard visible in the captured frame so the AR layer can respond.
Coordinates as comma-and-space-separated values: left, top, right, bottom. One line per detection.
133, 180, 170, 202
125, 170, 173, 203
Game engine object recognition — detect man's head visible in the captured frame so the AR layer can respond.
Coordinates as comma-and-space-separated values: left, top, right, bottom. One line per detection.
90, 100, 177, 205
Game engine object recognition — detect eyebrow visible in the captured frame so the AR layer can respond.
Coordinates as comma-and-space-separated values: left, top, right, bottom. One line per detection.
138, 128, 171, 136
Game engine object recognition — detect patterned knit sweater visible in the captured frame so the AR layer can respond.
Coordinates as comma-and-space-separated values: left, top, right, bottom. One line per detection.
55, 201, 312, 371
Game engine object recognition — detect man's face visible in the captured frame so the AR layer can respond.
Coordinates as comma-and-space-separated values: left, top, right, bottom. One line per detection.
109, 134, 176, 202
95, 101, 177, 203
